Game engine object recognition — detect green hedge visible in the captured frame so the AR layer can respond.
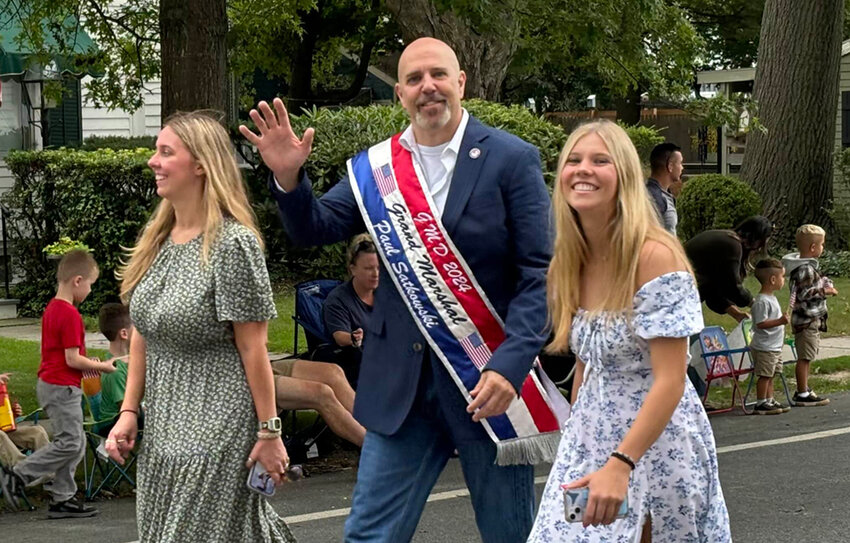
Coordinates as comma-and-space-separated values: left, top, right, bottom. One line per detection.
2, 148, 156, 316
289, 99, 567, 188
239, 99, 570, 280
819, 250, 850, 277
618, 122, 665, 164
80, 135, 156, 151
677, 174, 763, 242
244, 101, 663, 279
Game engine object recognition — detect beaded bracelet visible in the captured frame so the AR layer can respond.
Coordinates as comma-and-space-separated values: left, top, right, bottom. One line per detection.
256, 431, 282, 440
610, 451, 636, 470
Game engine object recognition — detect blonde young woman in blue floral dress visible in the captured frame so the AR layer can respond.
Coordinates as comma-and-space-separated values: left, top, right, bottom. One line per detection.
528, 121, 731, 543
105, 112, 295, 542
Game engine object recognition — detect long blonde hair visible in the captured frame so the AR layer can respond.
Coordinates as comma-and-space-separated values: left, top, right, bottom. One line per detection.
118, 111, 263, 301
546, 120, 691, 353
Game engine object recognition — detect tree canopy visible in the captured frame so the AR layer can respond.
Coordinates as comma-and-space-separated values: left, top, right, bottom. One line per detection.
5, 0, 711, 115
11, 0, 848, 117
503, 0, 704, 112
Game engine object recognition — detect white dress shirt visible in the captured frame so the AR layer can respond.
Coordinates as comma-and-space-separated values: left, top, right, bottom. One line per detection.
398, 108, 470, 217
275, 109, 471, 218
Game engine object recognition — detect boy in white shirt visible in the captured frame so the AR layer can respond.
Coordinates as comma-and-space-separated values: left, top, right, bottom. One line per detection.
750, 258, 791, 415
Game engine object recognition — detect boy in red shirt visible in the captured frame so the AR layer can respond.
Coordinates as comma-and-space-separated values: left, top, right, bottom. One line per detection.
11, 249, 115, 518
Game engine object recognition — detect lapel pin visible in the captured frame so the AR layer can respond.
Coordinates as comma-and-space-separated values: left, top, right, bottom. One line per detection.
469, 147, 481, 159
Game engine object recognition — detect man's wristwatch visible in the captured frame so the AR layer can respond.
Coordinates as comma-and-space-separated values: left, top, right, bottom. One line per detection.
259, 416, 282, 433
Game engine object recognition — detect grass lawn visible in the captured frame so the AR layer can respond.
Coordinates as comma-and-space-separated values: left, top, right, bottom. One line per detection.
6, 284, 303, 413
706, 355, 850, 406
4, 277, 849, 413
702, 276, 850, 337
269, 282, 307, 354
3, 337, 108, 413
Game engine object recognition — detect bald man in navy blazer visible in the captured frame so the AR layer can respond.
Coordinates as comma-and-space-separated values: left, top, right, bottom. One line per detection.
241, 37, 552, 543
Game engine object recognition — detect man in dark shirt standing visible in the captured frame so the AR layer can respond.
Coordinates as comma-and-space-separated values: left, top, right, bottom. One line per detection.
646, 142, 683, 235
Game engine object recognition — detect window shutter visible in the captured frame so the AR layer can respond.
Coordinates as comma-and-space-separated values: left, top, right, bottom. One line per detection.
46, 78, 82, 148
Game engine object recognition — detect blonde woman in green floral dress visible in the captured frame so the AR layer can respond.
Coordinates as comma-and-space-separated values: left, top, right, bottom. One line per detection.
105, 111, 295, 542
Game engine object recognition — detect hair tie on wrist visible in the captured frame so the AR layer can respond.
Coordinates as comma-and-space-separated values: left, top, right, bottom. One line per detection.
119, 409, 139, 417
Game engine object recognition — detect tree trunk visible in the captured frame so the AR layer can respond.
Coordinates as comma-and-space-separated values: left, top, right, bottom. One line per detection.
288, 6, 322, 113
160, 0, 228, 121
739, 0, 844, 246
385, 0, 517, 101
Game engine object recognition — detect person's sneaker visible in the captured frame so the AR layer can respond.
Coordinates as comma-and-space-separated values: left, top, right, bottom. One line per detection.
792, 391, 830, 407
767, 399, 791, 413
47, 496, 99, 519
753, 402, 783, 415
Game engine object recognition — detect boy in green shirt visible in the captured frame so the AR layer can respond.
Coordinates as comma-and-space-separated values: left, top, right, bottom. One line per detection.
96, 303, 132, 436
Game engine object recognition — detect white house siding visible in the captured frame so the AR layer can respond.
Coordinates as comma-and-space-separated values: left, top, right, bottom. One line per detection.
80, 76, 162, 138
0, 78, 24, 194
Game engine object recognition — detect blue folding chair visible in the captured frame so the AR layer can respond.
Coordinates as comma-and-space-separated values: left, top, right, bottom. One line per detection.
291, 278, 343, 359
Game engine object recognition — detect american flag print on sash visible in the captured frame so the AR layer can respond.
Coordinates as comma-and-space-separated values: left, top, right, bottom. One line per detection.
459, 332, 491, 369
373, 164, 397, 197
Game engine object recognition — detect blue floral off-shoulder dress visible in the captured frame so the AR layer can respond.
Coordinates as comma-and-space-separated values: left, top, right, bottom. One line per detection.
528, 272, 731, 543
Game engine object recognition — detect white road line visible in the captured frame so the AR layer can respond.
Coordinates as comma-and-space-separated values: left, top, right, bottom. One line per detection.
122, 423, 850, 537
121, 484, 508, 538
283, 477, 550, 525
715, 425, 850, 454
282, 425, 850, 525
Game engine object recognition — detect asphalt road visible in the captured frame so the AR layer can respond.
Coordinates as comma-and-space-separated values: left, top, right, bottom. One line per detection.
3, 392, 850, 542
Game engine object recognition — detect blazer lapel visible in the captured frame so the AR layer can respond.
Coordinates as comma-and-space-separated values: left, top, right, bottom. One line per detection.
442, 117, 489, 235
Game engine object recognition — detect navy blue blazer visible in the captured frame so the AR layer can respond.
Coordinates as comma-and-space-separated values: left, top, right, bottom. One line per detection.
270, 117, 552, 435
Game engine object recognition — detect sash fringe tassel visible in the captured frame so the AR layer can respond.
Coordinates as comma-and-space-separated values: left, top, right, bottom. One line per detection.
495, 430, 561, 466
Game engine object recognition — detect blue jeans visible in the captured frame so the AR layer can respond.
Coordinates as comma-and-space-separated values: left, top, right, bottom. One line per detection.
343, 353, 535, 542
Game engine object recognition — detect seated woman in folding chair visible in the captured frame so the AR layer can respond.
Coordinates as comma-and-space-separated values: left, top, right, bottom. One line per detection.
0, 373, 50, 469
322, 233, 378, 387
269, 235, 375, 448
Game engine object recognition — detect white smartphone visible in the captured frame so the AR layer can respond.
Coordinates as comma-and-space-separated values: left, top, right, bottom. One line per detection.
561, 485, 629, 523
246, 461, 275, 497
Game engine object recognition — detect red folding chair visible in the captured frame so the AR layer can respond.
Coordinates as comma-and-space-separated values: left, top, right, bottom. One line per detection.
698, 326, 753, 414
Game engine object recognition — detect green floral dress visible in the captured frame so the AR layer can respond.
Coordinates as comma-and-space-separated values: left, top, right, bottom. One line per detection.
129, 219, 295, 543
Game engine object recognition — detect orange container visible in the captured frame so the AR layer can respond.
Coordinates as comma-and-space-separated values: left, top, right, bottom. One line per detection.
81, 374, 102, 397
0, 382, 16, 432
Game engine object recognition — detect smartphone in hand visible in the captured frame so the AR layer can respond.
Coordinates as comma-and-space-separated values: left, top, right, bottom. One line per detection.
561, 485, 629, 523
246, 461, 305, 497
247, 461, 275, 497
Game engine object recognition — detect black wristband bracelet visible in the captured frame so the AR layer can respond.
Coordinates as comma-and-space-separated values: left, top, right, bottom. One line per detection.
610, 451, 636, 470
119, 409, 139, 417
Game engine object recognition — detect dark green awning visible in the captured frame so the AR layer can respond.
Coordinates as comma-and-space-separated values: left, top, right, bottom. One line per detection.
0, 16, 100, 77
